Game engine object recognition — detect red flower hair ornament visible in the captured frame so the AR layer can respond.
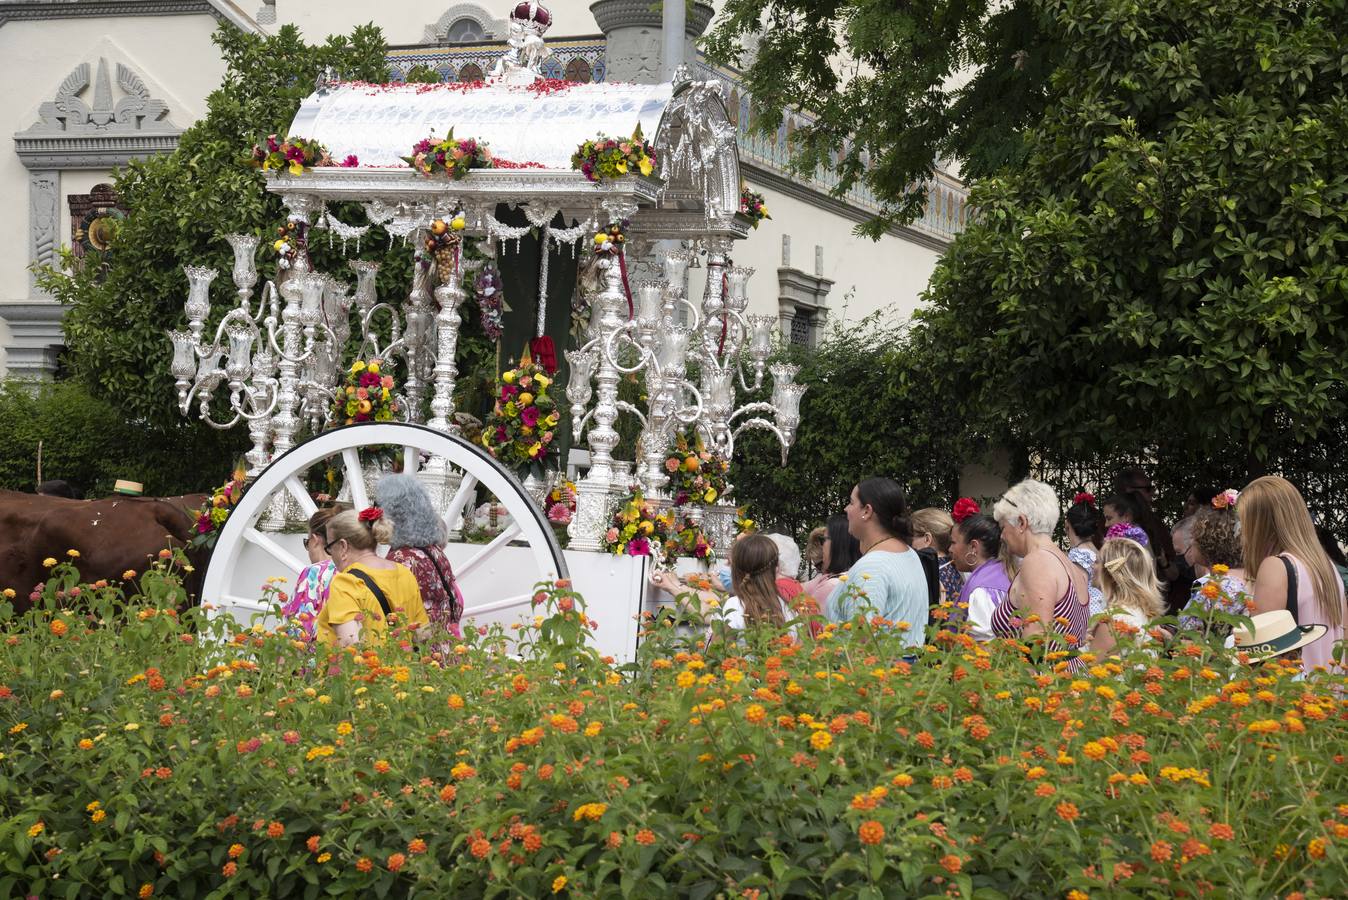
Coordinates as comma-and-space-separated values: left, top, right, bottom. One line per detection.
1073, 492, 1095, 507
952, 498, 981, 524
358, 507, 383, 523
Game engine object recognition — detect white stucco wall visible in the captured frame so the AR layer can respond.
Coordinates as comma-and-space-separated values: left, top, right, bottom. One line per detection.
722, 182, 942, 326
0, 14, 225, 307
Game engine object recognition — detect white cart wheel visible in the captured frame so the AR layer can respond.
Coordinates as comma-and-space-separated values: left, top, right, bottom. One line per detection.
202, 422, 567, 628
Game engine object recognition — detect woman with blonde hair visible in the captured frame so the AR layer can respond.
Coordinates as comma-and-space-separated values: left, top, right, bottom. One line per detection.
1090, 537, 1166, 655
1239, 476, 1345, 673
912, 507, 963, 605
315, 508, 430, 648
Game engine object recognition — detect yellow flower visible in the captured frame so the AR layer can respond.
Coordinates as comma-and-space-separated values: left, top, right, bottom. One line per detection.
273, 239, 286, 252
27, 822, 44, 838
43, 557, 57, 568
638, 156, 653, 177
350, 360, 366, 373
367, 362, 380, 375
616, 160, 628, 174
66, 549, 80, 559
704, 488, 718, 503
288, 160, 304, 176
810, 730, 833, 751
535, 374, 551, 389
594, 233, 609, 245
552, 875, 567, 894
1, 588, 13, 599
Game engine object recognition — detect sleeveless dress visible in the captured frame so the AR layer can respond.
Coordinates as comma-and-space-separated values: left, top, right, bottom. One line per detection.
1283, 553, 1346, 674
991, 550, 1091, 669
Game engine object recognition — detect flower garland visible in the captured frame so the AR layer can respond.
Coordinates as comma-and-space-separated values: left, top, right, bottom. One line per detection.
665, 513, 714, 561
602, 492, 673, 557
1212, 488, 1240, 510
335, 359, 398, 425
739, 186, 770, 228
544, 479, 577, 526
571, 127, 657, 182
404, 132, 494, 179
1105, 522, 1150, 547
481, 357, 560, 478
246, 135, 357, 174
189, 463, 248, 550
664, 430, 730, 506
474, 262, 505, 340
421, 215, 466, 284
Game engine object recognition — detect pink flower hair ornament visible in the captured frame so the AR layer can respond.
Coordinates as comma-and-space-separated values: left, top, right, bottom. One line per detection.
1212, 488, 1240, 510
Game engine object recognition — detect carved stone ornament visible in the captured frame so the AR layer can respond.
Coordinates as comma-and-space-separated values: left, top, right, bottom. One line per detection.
27, 57, 171, 134
423, 3, 508, 42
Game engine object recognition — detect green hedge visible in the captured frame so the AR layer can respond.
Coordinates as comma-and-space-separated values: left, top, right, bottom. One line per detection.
0, 380, 243, 497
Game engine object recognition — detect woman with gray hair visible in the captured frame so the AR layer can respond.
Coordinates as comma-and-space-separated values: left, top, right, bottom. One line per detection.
376, 474, 464, 643
989, 479, 1090, 664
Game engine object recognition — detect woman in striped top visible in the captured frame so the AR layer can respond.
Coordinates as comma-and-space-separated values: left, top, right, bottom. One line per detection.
991, 480, 1091, 661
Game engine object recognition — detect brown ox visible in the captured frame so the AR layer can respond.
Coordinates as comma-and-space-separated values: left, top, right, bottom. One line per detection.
0, 490, 208, 612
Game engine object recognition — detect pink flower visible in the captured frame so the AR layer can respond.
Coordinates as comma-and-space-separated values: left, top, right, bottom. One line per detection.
356, 387, 369, 400
520, 406, 540, 427
341, 155, 359, 167
519, 376, 532, 389
605, 527, 619, 543
627, 537, 650, 556
548, 506, 572, 524
381, 375, 394, 389
665, 458, 680, 472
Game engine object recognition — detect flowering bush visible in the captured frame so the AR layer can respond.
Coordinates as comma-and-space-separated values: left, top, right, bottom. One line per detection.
664, 430, 730, 506
335, 359, 397, 425
571, 127, 657, 182
3, 559, 1347, 898
739, 186, 770, 228
246, 135, 357, 174
403, 132, 494, 179
480, 359, 560, 478
189, 462, 248, 550
602, 491, 672, 557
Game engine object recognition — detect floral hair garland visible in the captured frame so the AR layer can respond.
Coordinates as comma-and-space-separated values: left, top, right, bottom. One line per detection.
952, 497, 981, 524
1105, 522, 1149, 547
1212, 488, 1240, 510
1072, 491, 1095, 507
358, 507, 383, 523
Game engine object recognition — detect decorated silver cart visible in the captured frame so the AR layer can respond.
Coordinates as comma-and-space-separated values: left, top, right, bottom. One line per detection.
171, 3, 804, 658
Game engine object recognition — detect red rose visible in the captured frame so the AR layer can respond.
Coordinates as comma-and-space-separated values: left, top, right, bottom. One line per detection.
1072, 491, 1095, 507
952, 497, 981, 523
358, 507, 383, 523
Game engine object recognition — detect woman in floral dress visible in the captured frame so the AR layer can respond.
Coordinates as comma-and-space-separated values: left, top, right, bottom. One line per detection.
281, 507, 342, 641
376, 475, 463, 650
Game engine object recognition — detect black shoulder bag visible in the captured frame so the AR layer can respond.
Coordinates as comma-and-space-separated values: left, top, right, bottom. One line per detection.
1278, 555, 1301, 624
347, 566, 393, 619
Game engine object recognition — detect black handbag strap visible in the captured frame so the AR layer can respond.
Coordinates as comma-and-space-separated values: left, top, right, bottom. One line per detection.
348, 566, 393, 619
1279, 555, 1300, 624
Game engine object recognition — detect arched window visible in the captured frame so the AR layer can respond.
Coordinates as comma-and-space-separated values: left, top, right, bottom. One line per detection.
445, 17, 486, 42
564, 58, 592, 83
457, 62, 485, 83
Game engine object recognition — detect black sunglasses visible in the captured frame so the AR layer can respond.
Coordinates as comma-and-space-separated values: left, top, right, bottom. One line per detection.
323, 537, 343, 555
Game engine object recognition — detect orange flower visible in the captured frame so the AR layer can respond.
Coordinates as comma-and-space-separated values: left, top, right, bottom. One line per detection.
266, 821, 284, 839
1034, 783, 1057, 797
49, 619, 68, 637
891, 773, 914, 788
939, 854, 962, 874
858, 820, 884, 845
1150, 840, 1173, 863
1056, 802, 1080, 823
635, 828, 657, 846
745, 704, 766, 724
439, 784, 457, 803
222, 862, 237, 877
810, 731, 833, 751
138, 885, 154, 899
374, 760, 391, 774
1208, 822, 1234, 841
227, 843, 245, 859
470, 838, 491, 858
1308, 838, 1326, 860
386, 852, 406, 872
306, 835, 321, 853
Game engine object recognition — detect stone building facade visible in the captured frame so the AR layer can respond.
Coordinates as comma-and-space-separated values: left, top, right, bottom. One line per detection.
0, 0, 966, 377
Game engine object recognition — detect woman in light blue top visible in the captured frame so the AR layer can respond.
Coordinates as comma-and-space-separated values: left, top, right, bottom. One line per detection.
827, 478, 929, 648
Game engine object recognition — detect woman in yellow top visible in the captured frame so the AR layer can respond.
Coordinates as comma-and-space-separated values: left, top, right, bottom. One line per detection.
315, 508, 430, 647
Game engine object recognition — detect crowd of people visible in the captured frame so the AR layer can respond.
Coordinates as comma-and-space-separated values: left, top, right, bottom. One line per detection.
651, 468, 1348, 675
287, 464, 1346, 677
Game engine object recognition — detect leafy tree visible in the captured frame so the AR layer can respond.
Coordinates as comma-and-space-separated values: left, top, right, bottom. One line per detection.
404, 63, 442, 84
730, 317, 989, 539
918, 0, 1348, 483
703, 0, 1058, 235
39, 23, 391, 436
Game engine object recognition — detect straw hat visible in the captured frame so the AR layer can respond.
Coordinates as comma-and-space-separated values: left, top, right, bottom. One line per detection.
1226, 609, 1327, 661
113, 479, 144, 496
